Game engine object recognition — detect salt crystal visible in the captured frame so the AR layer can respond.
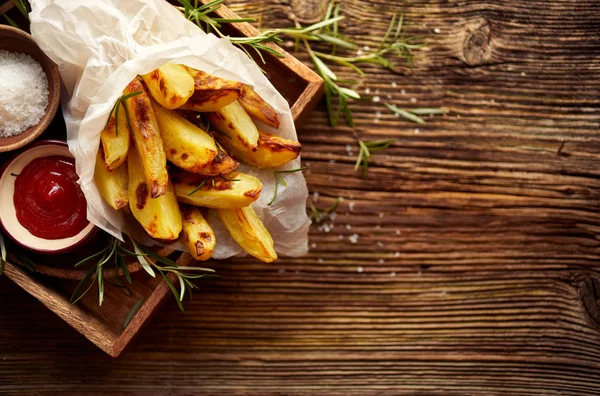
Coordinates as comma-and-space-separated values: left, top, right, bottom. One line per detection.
434, 28, 441, 34
357, 49, 364, 56
414, 128, 420, 134
357, 266, 363, 273
311, 242, 317, 249
401, 89, 406, 95
376, 241, 384, 248
338, 234, 344, 240
391, 82, 397, 88
363, 45, 370, 51
378, 212, 384, 219
386, 94, 392, 100
394, 113, 400, 118
390, 272, 396, 277
378, 259, 385, 264
305, 161, 311, 167
312, 192, 319, 202
322, 224, 331, 232
375, 111, 382, 119
394, 252, 400, 257
0, 50, 49, 137
349, 202, 355, 211
329, 212, 337, 221
318, 258, 324, 263
410, 97, 417, 103
349, 233, 359, 244
375, 225, 381, 230
396, 229, 401, 235
365, 88, 370, 94
329, 159, 336, 164
346, 224, 352, 230
372, 96, 380, 103
374, 119, 379, 124
521, 72, 527, 76
278, 268, 286, 274
375, 89, 380, 94
345, 144, 353, 152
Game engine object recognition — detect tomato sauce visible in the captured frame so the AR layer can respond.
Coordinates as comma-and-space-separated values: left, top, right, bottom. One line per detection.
14, 156, 88, 239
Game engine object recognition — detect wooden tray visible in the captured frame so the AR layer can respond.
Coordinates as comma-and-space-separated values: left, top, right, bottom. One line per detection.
0, 1, 323, 358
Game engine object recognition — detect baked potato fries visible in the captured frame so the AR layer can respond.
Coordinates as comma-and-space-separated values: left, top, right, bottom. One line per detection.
94, 63, 301, 263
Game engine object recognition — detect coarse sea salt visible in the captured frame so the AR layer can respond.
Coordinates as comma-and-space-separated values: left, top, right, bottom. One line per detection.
0, 50, 48, 137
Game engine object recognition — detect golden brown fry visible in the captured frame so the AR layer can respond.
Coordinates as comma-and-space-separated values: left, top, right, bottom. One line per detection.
238, 84, 280, 128
205, 101, 259, 153
141, 63, 195, 110
218, 206, 277, 263
123, 78, 168, 198
179, 204, 216, 261
219, 131, 301, 169
153, 103, 218, 173
179, 66, 243, 112
172, 170, 262, 209
94, 149, 128, 210
128, 148, 182, 241
195, 142, 239, 176
101, 103, 130, 171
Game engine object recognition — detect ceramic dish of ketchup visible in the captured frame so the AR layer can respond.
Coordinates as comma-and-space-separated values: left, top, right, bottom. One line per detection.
0, 140, 96, 254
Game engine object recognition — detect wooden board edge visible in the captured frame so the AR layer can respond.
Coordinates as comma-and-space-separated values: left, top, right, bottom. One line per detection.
291, 79, 325, 127
0, 2, 14, 16
3, 262, 117, 355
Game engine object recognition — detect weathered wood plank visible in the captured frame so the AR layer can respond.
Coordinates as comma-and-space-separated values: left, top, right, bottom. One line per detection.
2, 0, 600, 393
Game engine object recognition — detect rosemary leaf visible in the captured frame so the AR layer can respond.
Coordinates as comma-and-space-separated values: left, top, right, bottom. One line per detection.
409, 107, 449, 115
134, 242, 156, 278
70, 265, 97, 304
384, 103, 425, 124
160, 271, 184, 311
0, 233, 6, 276
123, 298, 145, 328
3, 14, 19, 28
177, 273, 186, 301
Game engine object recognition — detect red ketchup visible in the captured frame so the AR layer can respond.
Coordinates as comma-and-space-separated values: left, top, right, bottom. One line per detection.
14, 156, 88, 240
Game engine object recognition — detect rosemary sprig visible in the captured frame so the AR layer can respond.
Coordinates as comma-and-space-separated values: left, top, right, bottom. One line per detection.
123, 298, 145, 328
106, 91, 143, 137
268, 167, 306, 206
176, 0, 284, 64
10, 0, 29, 20
384, 103, 449, 124
354, 138, 394, 178
70, 237, 214, 310
308, 197, 341, 224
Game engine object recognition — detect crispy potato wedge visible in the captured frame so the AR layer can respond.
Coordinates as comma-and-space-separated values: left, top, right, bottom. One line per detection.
205, 101, 259, 153
218, 206, 277, 263
94, 149, 128, 210
123, 78, 168, 198
101, 103, 130, 171
180, 67, 243, 112
179, 204, 216, 261
238, 84, 280, 128
220, 131, 301, 168
195, 142, 239, 176
128, 148, 182, 241
172, 170, 262, 209
153, 103, 218, 173
141, 63, 194, 110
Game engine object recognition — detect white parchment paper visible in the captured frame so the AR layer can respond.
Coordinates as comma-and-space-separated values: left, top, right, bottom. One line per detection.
28, 0, 310, 258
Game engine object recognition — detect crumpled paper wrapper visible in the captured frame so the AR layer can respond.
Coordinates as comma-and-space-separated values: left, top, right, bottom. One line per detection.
28, 0, 310, 258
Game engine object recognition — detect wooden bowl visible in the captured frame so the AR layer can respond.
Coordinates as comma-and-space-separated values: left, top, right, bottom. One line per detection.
0, 25, 60, 153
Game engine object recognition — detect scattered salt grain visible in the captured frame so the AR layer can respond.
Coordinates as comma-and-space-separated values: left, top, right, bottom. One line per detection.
394, 252, 401, 257
378, 259, 385, 264
372, 96, 380, 103
338, 234, 344, 240
378, 212, 384, 219
312, 192, 320, 202
346, 224, 352, 230
391, 82, 397, 88
363, 45, 370, 51
390, 272, 396, 277
329, 212, 337, 221
401, 89, 406, 95
311, 242, 317, 249
386, 94, 392, 100
357, 266, 363, 273
365, 87, 371, 94
329, 159, 336, 164
318, 258, 324, 263
357, 49, 364, 56
410, 97, 417, 103
414, 128, 420, 135
0, 50, 49, 137
349, 202, 355, 211
521, 72, 527, 76
396, 229, 401, 235
349, 233, 359, 244
278, 268, 286, 274
394, 113, 400, 118
375, 89, 380, 94
434, 28, 441, 34
376, 241, 384, 248
345, 144, 353, 153
375, 225, 381, 230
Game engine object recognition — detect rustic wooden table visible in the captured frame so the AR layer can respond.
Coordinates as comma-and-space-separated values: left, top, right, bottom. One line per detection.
2, 0, 600, 394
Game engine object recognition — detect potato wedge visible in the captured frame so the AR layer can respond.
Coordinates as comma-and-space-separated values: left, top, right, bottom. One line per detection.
238, 84, 280, 128
141, 63, 195, 110
180, 66, 243, 112
205, 101, 259, 153
219, 131, 301, 168
153, 103, 218, 173
128, 148, 182, 240
179, 204, 216, 261
123, 78, 168, 198
172, 170, 262, 209
101, 103, 130, 171
94, 149, 128, 210
218, 206, 277, 263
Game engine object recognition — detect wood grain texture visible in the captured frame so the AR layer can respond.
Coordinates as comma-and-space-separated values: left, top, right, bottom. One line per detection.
2, 0, 600, 394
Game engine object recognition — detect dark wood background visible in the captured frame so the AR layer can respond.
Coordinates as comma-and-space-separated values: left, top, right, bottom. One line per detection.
2, 0, 600, 393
